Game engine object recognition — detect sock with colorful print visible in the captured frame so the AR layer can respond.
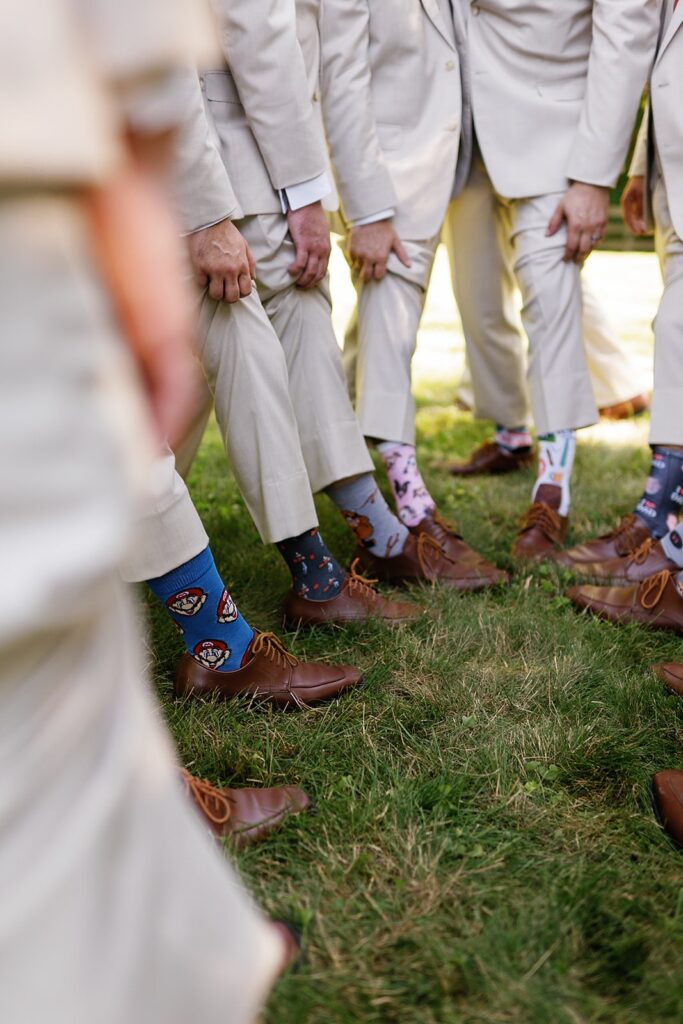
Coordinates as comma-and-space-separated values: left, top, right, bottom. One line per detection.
532, 430, 577, 517
147, 546, 254, 672
277, 527, 346, 601
634, 447, 683, 539
495, 424, 533, 455
376, 441, 437, 528
325, 473, 409, 557
661, 523, 683, 569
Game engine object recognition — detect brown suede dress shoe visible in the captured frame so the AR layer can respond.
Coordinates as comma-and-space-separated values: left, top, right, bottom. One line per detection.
282, 561, 422, 629
575, 537, 679, 585
446, 439, 535, 477
652, 662, 683, 697
354, 530, 506, 591
651, 770, 683, 850
553, 514, 650, 568
512, 502, 568, 561
567, 570, 683, 632
174, 631, 362, 708
599, 393, 650, 421
182, 769, 311, 847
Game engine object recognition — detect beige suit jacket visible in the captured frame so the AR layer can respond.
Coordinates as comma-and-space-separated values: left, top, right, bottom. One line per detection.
631, 3, 683, 240
467, 0, 660, 200
0, 0, 216, 186
321, 0, 464, 239
200, 0, 329, 216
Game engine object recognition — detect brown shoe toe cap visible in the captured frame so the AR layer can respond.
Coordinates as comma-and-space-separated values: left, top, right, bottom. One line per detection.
652, 662, 683, 696
651, 770, 683, 848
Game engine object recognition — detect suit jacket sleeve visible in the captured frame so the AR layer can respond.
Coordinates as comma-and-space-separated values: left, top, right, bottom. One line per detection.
629, 107, 649, 178
212, 0, 327, 190
172, 69, 242, 234
565, 0, 659, 188
319, 0, 397, 223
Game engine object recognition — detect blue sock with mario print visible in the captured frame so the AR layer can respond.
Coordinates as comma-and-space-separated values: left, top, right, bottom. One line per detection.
147, 546, 254, 672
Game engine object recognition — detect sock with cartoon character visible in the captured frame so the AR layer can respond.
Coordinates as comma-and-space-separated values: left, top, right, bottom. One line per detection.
634, 446, 683, 539
325, 473, 409, 557
277, 528, 347, 601
376, 441, 437, 527
147, 546, 254, 672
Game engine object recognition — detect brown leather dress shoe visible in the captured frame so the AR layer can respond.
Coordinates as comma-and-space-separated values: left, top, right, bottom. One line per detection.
567, 570, 683, 632
553, 514, 650, 568
512, 502, 568, 561
599, 393, 650, 420
651, 770, 683, 849
354, 530, 506, 591
174, 631, 362, 708
411, 512, 509, 583
652, 662, 683, 697
182, 769, 311, 847
282, 561, 422, 629
575, 537, 679, 585
446, 439, 535, 477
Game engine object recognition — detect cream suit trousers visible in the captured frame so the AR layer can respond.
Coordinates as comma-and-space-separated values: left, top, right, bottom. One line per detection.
651, 173, 683, 445
0, 195, 280, 1024
446, 153, 645, 422
449, 154, 598, 436
239, 212, 374, 488
175, 286, 319, 549
344, 236, 442, 445
176, 214, 373, 547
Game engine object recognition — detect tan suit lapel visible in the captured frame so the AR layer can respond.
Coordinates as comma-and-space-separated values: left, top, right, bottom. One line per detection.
420, 0, 457, 49
657, 1, 683, 63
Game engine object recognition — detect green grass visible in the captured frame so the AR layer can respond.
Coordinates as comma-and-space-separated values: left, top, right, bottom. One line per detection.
145, 255, 683, 1023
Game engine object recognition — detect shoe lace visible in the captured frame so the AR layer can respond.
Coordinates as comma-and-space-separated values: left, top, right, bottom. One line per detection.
628, 536, 655, 566
639, 569, 671, 610
250, 631, 299, 669
520, 502, 562, 540
181, 769, 232, 826
415, 531, 457, 578
348, 559, 379, 594
604, 514, 643, 554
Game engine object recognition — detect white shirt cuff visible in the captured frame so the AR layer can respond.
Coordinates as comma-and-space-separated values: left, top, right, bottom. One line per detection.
351, 208, 396, 227
279, 171, 333, 213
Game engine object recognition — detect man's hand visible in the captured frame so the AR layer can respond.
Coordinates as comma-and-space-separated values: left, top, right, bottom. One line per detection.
187, 218, 256, 303
347, 219, 411, 281
547, 182, 610, 264
621, 176, 647, 236
287, 201, 331, 289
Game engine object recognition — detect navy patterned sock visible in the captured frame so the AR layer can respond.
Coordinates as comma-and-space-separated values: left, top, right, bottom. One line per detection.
277, 528, 346, 601
634, 447, 683, 538
147, 546, 254, 673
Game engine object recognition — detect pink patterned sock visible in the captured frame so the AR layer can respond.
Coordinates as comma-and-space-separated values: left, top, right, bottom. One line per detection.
377, 441, 436, 527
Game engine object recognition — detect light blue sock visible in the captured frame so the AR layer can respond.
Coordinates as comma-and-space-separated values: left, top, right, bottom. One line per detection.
147, 546, 254, 672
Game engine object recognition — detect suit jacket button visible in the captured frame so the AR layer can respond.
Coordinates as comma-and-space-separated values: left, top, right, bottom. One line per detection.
471, 4, 480, 14
446, 60, 456, 71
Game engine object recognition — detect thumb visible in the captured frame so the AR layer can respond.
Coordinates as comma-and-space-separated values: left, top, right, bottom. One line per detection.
546, 203, 564, 237
393, 235, 412, 268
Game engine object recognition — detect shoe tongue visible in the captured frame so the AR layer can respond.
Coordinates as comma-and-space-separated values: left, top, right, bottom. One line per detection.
535, 484, 562, 512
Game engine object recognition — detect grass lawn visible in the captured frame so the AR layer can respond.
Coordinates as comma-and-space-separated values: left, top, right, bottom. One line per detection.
145, 247, 683, 1023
